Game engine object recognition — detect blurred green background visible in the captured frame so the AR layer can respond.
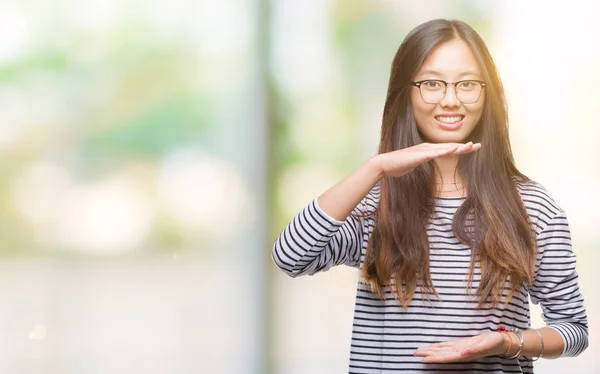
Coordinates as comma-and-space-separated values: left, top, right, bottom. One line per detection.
0, 0, 598, 373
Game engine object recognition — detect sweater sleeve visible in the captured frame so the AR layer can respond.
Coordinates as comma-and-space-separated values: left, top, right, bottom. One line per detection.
528, 209, 589, 357
271, 187, 378, 278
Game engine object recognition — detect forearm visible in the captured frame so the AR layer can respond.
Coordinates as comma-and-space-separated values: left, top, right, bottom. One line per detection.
317, 156, 383, 221
503, 327, 564, 359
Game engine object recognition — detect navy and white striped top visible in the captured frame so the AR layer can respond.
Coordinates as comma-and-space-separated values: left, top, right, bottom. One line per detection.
272, 180, 588, 373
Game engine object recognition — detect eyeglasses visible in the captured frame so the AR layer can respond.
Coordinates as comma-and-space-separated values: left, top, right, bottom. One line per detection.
411, 79, 486, 104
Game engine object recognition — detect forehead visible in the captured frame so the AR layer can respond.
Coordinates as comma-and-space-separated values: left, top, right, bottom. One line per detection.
415, 39, 481, 78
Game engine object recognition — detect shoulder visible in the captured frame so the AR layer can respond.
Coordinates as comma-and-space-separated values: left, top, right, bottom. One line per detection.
514, 178, 563, 234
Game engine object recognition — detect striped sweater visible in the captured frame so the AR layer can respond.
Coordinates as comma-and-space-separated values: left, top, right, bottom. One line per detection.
272, 180, 588, 373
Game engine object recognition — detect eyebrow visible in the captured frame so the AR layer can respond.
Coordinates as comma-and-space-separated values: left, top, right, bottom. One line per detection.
416, 69, 481, 79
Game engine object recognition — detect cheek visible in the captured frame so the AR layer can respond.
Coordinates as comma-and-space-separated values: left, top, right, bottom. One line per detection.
469, 94, 485, 122
410, 94, 433, 123
467, 105, 485, 125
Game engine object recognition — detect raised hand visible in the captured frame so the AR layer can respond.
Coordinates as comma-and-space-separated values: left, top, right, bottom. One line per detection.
375, 142, 481, 178
413, 331, 506, 363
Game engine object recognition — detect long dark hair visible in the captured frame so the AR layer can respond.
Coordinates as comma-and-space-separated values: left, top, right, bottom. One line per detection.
362, 19, 537, 309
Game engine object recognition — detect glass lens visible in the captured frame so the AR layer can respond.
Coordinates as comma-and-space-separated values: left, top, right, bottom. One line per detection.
420, 80, 445, 103
456, 81, 482, 103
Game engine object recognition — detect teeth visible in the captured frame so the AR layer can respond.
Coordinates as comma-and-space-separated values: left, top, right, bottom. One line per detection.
436, 116, 463, 123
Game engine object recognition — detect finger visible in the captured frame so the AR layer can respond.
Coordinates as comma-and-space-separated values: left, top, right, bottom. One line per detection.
414, 346, 449, 356
435, 142, 475, 157
425, 142, 466, 149
426, 341, 455, 348
413, 350, 430, 357
414, 145, 459, 164
416, 343, 453, 350
454, 141, 473, 152
431, 145, 460, 158
421, 351, 463, 363
452, 142, 481, 155
415, 349, 454, 359
419, 142, 475, 162
441, 141, 471, 149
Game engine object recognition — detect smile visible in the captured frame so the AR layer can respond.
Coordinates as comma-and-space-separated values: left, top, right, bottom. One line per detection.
434, 115, 465, 124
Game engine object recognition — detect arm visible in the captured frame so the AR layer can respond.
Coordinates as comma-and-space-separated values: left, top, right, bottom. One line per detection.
412, 327, 569, 363
272, 142, 479, 278
414, 198, 588, 363
525, 209, 589, 357
317, 157, 383, 220
271, 158, 382, 277
501, 327, 566, 359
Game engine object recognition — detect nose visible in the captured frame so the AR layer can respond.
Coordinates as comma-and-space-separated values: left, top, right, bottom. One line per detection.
440, 83, 460, 108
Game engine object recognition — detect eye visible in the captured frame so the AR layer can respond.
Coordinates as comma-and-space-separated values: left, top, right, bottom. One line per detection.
422, 80, 443, 89
457, 81, 476, 90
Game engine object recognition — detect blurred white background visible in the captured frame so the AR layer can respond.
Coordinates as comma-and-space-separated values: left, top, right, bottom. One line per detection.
0, 0, 597, 373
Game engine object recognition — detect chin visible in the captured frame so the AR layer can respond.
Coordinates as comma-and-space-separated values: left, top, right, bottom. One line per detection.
423, 124, 475, 144
423, 133, 470, 144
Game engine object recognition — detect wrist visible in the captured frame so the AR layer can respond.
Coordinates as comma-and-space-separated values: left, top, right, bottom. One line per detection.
505, 331, 520, 356
499, 331, 511, 355
367, 155, 385, 180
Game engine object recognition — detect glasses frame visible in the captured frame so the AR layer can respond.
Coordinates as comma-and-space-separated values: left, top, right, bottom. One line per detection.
410, 79, 487, 104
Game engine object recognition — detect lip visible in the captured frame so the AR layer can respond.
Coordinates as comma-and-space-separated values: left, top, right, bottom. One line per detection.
435, 114, 464, 131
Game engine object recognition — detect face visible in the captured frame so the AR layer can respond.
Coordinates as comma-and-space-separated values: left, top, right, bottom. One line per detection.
410, 39, 485, 143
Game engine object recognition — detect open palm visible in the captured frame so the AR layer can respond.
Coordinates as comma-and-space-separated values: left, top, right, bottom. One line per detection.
413, 332, 505, 363
377, 142, 481, 178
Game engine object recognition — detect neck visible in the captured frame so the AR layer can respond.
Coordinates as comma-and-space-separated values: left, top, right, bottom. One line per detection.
433, 154, 466, 197
433, 154, 461, 184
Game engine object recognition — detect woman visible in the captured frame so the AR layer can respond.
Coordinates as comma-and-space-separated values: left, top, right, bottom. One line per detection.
271, 19, 588, 373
